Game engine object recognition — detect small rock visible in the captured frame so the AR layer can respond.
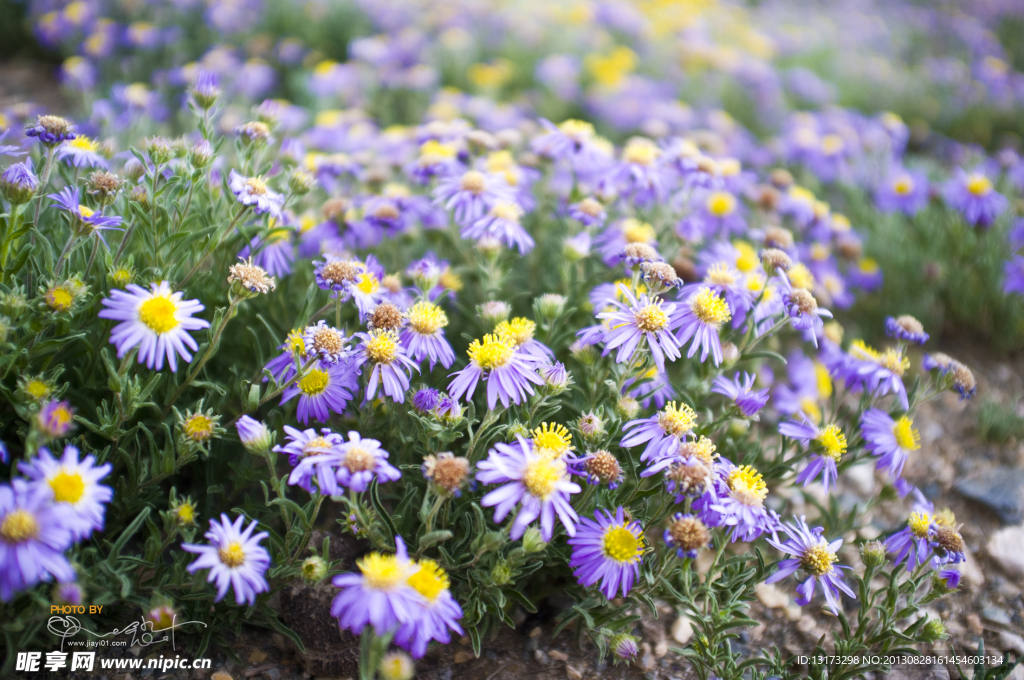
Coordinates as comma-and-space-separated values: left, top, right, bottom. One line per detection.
248, 651, 267, 665
961, 549, 985, 588
987, 525, 1024, 578
755, 582, 790, 609
955, 467, 1024, 524
845, 464, 877, 497
549, 650, 569, 662
982, 605, 1013, 627
566, 666, 584, 680
529, 626, 542, 638
999, 632, 1024, 656
655, 639, 669, 658
785, 605, 803, 622
858, 525, 881, 541
797, 615, 818, 636
966, 613, 984, 636
211, 674, 233, 680
459, 635, 470, 646
671, 615, 693, 644
534, 649, 549, 664
261, 670, 280, 680
453, 651, 474, 664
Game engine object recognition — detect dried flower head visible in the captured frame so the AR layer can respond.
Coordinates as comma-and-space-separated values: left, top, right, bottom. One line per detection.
422, 452, 471, 495
227, 258, 277, 296
640, 261, 680, 288
369, 302, 404, 331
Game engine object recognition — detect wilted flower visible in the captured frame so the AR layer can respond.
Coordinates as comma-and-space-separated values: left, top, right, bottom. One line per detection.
422, 452, 471, 496
664, 513, 711, 559
25, 115, 76, 147
227, 258, 276, 297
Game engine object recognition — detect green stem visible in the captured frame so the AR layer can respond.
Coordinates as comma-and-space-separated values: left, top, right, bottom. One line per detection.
112, 218, 137, 265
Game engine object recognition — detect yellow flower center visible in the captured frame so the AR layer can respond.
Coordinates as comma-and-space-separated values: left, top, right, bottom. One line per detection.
705, 263, 737, 286
908, 511, 932, 538
815, 362, 833, 398
788, 263, 815, 290
344, 445, 376, 473
138, 295, 179, 334
622, 139, 660, 166
407, 559, 449, 602
633, 301, 669, 332
734, 242, 758, 272
1, 510, 39, 543
78, 205, 95, 219
467, 334, 514, 370
893, 175, 914, 195
892, 416, 920, 451
50, 470, 86, 503
419, 139, 457, 162
602, 524, 644, 563
285, 330, 306, 355
359, 552, 405, 590
788, 185, 815, 204
302, 436, 332, 456
489, 201, 522, 222
460, 170, 486, 194
727, 465, 768, 506
934, 508, 956, 527
246, 177, 267, 195
355, 272, 380, 295
821, 134, 844, 155
800, 398, 822, 424
532, 422, 573, 456
407, 301, 448, 335
689, 287, 732, 327
522, 456, 566, 499
68, 135, 98, 151
622, 219, 655, 244
679, 435, 717, 464
877, 348, 909, 376
439, 269, 463, 292
495, 317, 535, 347
706, 192, 736, 217
801, 543, 837, 576
966, 174, 992, 196
26, 380, 50, 399
298, 368, 330, 396
558, 119, 595, 140
364, 330, 399, 364
218, 541, 246, 567
175, 503, 195, 524
47, 287, 74, 312
657, 402, 697, 437
184, 414, 215, 442
814, 425, 847, 462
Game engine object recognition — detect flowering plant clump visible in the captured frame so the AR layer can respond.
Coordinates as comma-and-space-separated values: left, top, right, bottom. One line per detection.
2, 0, 1024, 678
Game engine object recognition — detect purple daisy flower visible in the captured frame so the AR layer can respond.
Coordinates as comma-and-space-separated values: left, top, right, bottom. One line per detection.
766, 516, 855, 616
782, 285, 832, 348
568, 507, 644, 599
331, 536, 421, 635
98, 282, 210, 372
400, 301, 454, 370
712, 372, 769, 417
182, 514, 270, 606
700, 459, 777, 543
393, 558, 464, 658
229, 170, 284, 218
354, 330, 418, 404
433, 170, 514, 225
663, 512, 712, 559
280, 359, 358, 424
461, 201, 534, 255
279, 427, 346, 495
875, 169, 928, 216
943, 168, 1007, 228
847, 342, 911, 410
885, 510, 934, 572
1004, 255, 1024, 296
885, 316, 929, 345
0, 129, 23, 158
332, 431, 401, 493
569, 197, 606, 227
19, 445, 112, 541
0, 161, 39, 205
263, 330, 306, 384
476, 436, 580, 542
778, 420, 847, 493
861, 409, 920, 484
0, 479, 76, 601
36, 400, 75, 440
674, 286, 732, 365
55, 135, 107, 169
597, 289, 681, 372
302, 321, 350, 365
447, 334, 543, 410
621, 401, 697, 463
49, 186, 124, 236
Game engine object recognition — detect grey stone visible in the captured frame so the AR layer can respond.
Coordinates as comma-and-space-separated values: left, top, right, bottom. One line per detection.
954, 466, 1024, 524
982, 605, 1013, 626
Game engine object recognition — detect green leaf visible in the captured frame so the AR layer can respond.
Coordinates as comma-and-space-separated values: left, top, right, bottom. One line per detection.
418, 530, 453, 550
370, 479, 397, 548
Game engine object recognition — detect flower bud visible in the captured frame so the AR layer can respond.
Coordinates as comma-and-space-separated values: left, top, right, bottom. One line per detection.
611, 633, 640, 663
236, 121, 272, 146
129, 185, 149, 208
189, 139, 214, 169
378, 651, 415, 680
860, 540, 886, 568
541, 361, 570, 391
235, 415, 273, 454
146, 137, 173, 165
190, 71, 220, 110
301, 555, 328, 582
0, 162, 39, 205
577, 412, 606, 442
535, 293, 566, 320
617, 396, 640, 419
521, 526, 547, 554
53, 581, 85, 606
490, 560, 512, 586
288, 167, 314, 195
228, 258, 276, 299
86, 171, 122, 206
147, 604, 178, 632
570, 339, 596, 365
478, 300, 511, 326
919, 618, 949, 643
123, 158, 146, 182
